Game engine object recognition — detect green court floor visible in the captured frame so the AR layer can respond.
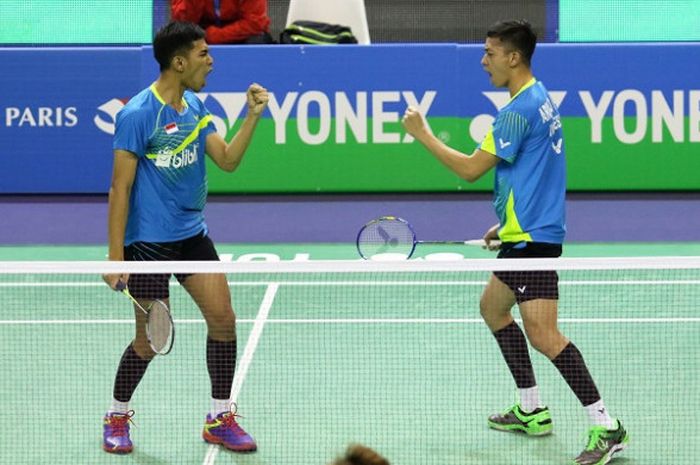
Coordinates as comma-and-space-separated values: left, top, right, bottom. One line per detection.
1, 243, 699, 465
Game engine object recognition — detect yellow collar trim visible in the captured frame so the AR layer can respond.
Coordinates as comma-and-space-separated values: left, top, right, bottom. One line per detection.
150, 83, 188, 109
510, 77, 537, 102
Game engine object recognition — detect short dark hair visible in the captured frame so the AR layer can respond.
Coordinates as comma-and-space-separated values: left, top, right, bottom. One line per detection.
486, 20, 537, 66
331, 444, 390, 465
153, 21, 206, 71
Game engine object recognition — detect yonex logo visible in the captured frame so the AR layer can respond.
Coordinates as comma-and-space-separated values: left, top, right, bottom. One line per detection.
93, 91, 436, 146
94, 98, 128, 134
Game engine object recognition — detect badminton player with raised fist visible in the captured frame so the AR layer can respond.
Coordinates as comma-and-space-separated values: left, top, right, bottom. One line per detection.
402, 19, 628, 465
101, 20, 267, 455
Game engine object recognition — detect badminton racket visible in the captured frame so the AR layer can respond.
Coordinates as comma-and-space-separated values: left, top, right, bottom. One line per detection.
356, 216, 500, 260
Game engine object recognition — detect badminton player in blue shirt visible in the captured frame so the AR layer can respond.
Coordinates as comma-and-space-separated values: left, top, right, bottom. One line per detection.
101, 21, 267, 454
402, 20, 628, 465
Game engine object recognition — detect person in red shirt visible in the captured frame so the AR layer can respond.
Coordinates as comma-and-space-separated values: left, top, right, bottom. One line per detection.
171, 0, 273, 44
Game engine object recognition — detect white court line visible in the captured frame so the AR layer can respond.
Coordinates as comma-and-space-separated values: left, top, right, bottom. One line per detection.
2, 279, 700, 287
255, 317, 700, 324
0, 281, 490, 287
2, 317, 700, 325
0, 319, 207, 325
202, 283, 279, 465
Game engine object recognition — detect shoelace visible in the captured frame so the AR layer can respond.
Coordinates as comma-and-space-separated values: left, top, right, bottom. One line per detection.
502, 404, 519, 416
219, 405, 246, 436
108, 410, 135, 437
584, 427, 608, 451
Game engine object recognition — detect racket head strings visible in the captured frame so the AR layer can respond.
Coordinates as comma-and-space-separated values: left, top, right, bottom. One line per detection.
356, 216, 417, 260
115, 280, 175, 355
145, 299, 175, 355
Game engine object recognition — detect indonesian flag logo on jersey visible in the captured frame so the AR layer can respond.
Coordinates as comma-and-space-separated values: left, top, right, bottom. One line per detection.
164, 122, 179, 134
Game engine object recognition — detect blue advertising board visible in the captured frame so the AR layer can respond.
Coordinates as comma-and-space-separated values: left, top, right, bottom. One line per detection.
0, 48, 140, 193
1, 43, 698, 193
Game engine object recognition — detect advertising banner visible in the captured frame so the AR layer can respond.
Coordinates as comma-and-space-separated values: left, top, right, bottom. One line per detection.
1, 43, 698, 193
0, 48, 140, 193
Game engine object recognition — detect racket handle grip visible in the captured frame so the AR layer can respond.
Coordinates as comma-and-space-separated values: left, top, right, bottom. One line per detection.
115, 280, 126, 292
464, 239, 501, 249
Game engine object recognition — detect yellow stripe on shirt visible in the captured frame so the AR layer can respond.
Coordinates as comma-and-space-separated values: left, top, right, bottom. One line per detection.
146, 115, 213, 159
498, 190, 533, 243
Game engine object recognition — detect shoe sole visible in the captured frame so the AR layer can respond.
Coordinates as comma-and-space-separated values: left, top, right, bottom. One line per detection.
572, 437, 629, 465
102, 444, 133, 454
488, 421, 553, 437
203, 433, 257, 452
598, 442, 628, 465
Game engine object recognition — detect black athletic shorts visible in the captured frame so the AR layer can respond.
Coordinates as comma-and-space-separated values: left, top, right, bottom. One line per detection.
124, 230, 220, 299
494, 241, 562, 303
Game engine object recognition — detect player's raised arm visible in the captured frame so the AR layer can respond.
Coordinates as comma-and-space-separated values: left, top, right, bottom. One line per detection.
402, 106, 498, 182
206, 83, 269, 172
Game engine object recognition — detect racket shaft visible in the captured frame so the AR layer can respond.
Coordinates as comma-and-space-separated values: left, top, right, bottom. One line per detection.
418, 240, 472, 245
418, 240, 501, 247
119, 289, 149, 316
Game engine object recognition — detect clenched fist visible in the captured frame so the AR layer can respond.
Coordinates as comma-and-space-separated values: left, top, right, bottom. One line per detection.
246, 83, 269, 115
401, 105, 429, 140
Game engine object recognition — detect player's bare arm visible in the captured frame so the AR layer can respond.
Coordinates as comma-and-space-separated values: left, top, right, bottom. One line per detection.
482, 223, 501, 250
103, 149, 138, 289
206, 83, 269, 172
402, 106, 499, 182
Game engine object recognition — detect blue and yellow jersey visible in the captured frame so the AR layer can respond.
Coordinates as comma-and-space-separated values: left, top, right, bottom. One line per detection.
478, 78, 566, 244
113, 84, 216, 245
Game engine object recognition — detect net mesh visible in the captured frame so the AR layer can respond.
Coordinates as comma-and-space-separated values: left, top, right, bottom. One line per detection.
1, 258, 698, 464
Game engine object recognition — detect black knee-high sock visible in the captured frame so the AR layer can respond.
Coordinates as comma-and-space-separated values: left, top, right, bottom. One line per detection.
493, 321, 537, 388
207, 337, 237, 400
113, 344, 152, 402
552, 342, 601, 406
